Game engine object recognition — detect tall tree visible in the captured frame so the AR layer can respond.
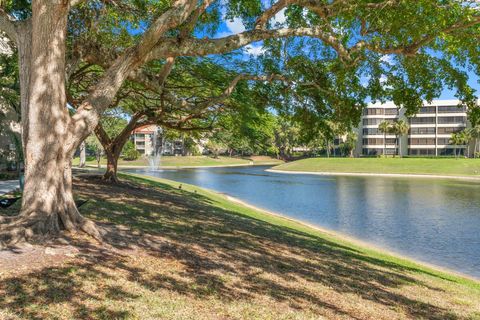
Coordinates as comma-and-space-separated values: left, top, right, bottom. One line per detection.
378, 120, 392, 156
1, 1, 480, 243
469, 125, 480, 157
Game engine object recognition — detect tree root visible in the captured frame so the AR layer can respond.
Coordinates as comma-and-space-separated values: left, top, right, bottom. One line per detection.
102, 172, 120, 184
0, 212, 103, 249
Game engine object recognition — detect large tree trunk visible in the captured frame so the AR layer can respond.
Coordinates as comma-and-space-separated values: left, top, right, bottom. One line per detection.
94, 116, 144, 183
103, 148, 120, 183
1, 2, 100, 246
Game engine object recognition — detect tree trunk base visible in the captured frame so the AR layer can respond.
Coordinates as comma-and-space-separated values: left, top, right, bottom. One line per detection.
0, 208, 102, 249
102, 171, 120, 184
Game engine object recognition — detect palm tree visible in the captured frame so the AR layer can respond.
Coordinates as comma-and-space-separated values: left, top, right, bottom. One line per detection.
378, 120, 391, 156
450, 132, 464, 159
462, 129, 472, 158
393, 120, 409, 157
469, 125, 480, 158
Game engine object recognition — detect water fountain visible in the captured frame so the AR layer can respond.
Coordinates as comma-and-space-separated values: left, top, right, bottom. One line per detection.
148, 127, 163, 171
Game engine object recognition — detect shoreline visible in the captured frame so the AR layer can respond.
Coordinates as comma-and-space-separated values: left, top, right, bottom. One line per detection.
219, 192, 480, 282
267, 168, 480, 181
76, 162, 280, 170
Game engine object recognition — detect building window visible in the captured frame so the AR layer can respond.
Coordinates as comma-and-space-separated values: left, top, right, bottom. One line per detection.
363, 128, 381, 135
418, 106, 436, 113
409, 138, 435, 145
363, 138, 384, 145
437, 105, 467, 113
437, 116, 466, 124
438, 148, 464, 156
135, 133, 145, 140
409, 149, 436, 156
437, 127, 465, 134
409, 117, 435, 124
363, 108, 384, 115
384, 108, 399, 115
409, 127, 435, 134
363, 118, 381, 125
362, 148, 382, 155
437, 138, 451, 145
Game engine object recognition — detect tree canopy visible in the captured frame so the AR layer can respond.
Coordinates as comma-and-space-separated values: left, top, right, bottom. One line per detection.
1, 0, 480, 242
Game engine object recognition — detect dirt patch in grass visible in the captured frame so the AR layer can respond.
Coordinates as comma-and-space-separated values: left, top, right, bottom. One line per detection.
0, 175, 479, 319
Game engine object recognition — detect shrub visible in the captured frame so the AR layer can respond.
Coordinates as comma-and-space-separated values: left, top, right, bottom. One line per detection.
122, 141, 140, 161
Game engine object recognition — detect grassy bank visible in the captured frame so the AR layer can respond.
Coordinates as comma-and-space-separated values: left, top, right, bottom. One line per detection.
273, 157, 480, 177
1, 173, 479, 319
72, 155, 283, 168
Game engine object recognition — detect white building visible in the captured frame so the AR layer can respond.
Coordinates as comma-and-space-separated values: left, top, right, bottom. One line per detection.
350, 100, 472, 157
131, 125, 205, 156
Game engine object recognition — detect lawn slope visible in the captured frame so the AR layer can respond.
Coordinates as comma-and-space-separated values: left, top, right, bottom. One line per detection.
0, 173, 479, 319
273, 157, 480, 177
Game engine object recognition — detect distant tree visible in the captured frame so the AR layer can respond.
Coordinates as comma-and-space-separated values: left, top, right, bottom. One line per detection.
274, 117, 300, 160
392, 120, 409, 157
469, 125, 480, 158
343, 132, 358, 158
378, 121, 392, 156
450, 132, 468, 159
79, 141, 86, 168
86, 135, 103, 168
121, 141, 140, 161
461, 129, 472, 158
205, 140, 226, 159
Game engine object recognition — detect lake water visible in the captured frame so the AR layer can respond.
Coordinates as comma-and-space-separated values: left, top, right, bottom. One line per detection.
126, 166, 480, 279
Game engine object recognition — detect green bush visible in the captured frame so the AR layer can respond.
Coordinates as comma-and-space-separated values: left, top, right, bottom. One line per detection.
122, 141, 140, 161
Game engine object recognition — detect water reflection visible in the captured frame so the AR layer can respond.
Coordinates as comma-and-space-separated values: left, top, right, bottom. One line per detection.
126, 166, 480, 278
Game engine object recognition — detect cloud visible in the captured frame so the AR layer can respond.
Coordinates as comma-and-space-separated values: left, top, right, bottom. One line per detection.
226, 17, 246, 34
245, 43, 266, 56
215, 17, 246, 38
380, 54, 394, 65
271, 8, 287, 25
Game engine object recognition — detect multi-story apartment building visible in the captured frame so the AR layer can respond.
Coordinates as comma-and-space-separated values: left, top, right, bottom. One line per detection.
131, 125, 203, 156
131, 125, 157, 156
353, 100, 472, 157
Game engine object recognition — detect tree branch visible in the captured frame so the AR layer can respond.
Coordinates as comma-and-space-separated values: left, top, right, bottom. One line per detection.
0, 9, 18, 42
149, 27, 352, 62
71, 0, 197, 142
255, 0, 292, 30
179, 0, 215, 39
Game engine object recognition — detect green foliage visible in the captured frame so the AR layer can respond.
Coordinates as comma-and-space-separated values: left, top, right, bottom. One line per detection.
5, 0, 480, 165
0, 54, 19, 118
274, 116, 301, 159
86, 135, 103, 167
122, 140, 140, 161
100, 115, 128, 138
205, 140, 226, 158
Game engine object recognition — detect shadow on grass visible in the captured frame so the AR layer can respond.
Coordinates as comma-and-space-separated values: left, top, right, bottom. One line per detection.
0, 175, 472, 319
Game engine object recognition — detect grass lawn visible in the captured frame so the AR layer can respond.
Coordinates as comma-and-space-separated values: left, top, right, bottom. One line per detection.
1, 174, 479, 319
72, 155, 283, 168
273, 157, 480, 177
